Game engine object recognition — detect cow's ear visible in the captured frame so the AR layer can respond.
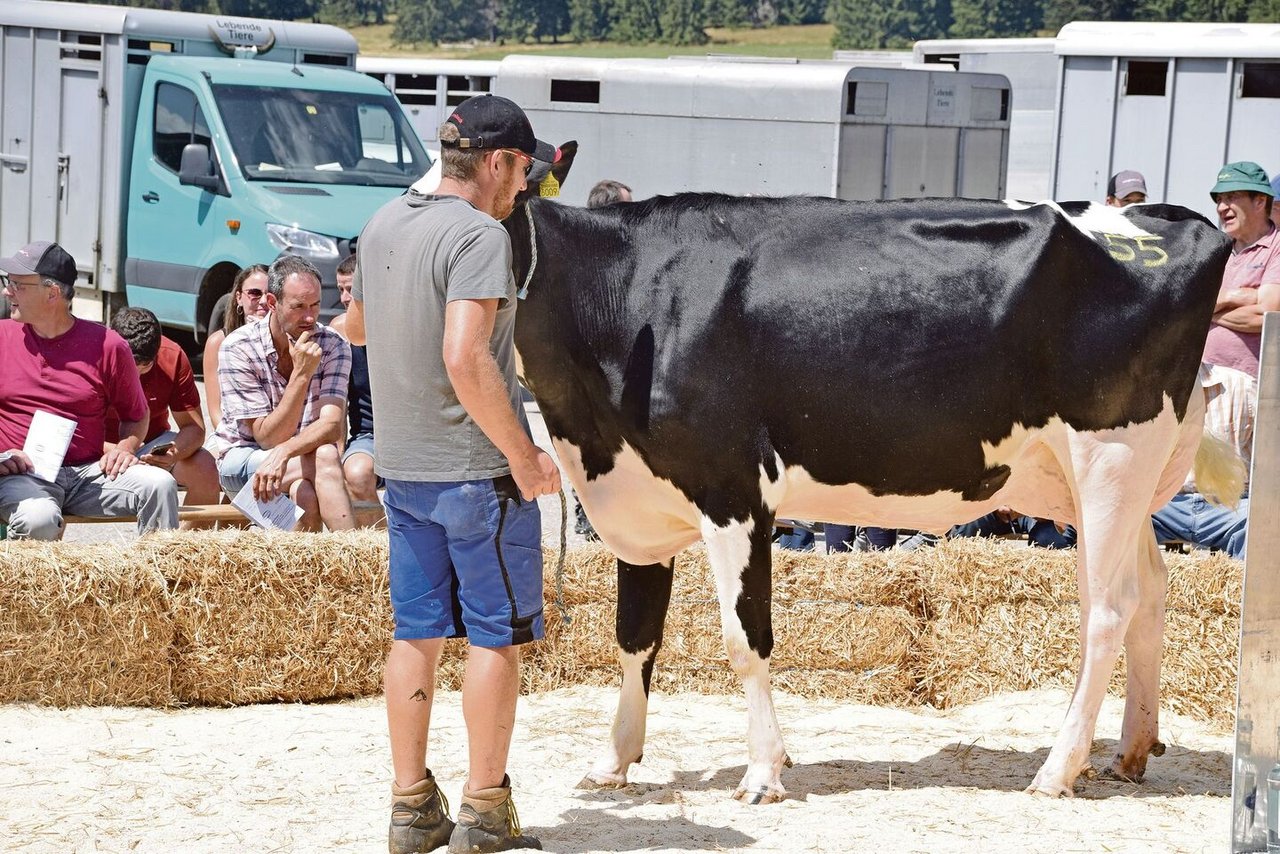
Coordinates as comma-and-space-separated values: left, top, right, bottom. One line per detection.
516, 140, 579, 206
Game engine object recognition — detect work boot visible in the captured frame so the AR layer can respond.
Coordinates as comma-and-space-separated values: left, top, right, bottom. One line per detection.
447, 775, 541, 853
390, 770, 455, 854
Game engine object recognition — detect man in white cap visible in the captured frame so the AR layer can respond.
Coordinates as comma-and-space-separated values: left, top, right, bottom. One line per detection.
1106, 170, 1148, 207
345, 94, 560, 854
0, 241, 179, 539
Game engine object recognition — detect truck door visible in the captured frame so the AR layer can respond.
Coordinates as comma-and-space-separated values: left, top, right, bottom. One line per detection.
126, 79, 223, 329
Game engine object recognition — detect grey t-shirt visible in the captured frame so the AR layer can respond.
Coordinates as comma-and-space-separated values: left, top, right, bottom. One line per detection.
353, 191, 529, 481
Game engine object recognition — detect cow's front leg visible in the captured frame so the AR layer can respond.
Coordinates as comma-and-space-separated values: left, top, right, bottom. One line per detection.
580, 559, 674, 790
702, 508, 788, 804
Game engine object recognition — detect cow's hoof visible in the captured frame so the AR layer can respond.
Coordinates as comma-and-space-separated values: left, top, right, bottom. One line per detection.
1025, 769, 1076, 798
576, 771, 628, 790
1099, 766, 1143, 784
732, 785, 785, 805
783, 753, 794, 769
1150, 741, 1166, 757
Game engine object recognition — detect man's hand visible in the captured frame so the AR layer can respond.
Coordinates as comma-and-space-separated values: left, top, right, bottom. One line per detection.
100, 445, 139, 480
251, 446, 290, 501
511, 448, 561, 501
0, 450, 34, 477
290, 330, 324, 380
141, 445, 179, 470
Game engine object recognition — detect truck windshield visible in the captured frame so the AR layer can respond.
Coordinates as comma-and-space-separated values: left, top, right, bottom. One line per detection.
212, 84, 430, 187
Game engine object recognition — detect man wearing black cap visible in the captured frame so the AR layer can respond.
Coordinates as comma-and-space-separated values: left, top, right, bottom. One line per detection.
0, 241, 179, 539
1204, 160, 1280, 379
345, 94, 558, 853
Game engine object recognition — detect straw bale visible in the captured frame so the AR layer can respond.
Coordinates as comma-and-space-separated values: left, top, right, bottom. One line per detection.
1165, 551, 1242, 617
155, 531, 392, 705
0, 541, 173, 706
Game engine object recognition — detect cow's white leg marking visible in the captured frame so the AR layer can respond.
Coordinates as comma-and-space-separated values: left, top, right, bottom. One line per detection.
580, 558, 676, 791
702, 514, 789, 804
581, 644, 655, 789
1027, 408, 1176, 797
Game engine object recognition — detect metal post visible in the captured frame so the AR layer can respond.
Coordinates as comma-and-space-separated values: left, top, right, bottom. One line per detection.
1232, 311, 1280, 852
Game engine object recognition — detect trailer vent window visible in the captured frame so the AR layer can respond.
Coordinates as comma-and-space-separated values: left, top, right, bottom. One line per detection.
61, 32, 102, 62
550, 79, 601, 104
1241, 63, 1280, 99
302, 53, 350, 68
846, 81, 888, 117
127, 39, 174, 65
971, 87, 1008, 121
1124, 60, 1168, 96
396, 74, 438, 107
445, 75, 486, 106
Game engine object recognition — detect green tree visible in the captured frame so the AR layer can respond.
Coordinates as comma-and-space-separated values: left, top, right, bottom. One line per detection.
776, 0, 827, 25
317, 0, 363, 25
704, 0, 753, 26
659, 0, 708, 43
500, 0, 542, 40
568, 0, 612, 39
832, 0, 949, 49
949, 0, 1038, 37
610, 0, 661, 41
535, 0, 573, 39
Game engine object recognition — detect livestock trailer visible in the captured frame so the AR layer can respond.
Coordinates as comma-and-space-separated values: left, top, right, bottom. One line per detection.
491, 55, 1011, 205
913, 37, 1056, 201
1051, 20, 1280, 220
357, 56, 499, 151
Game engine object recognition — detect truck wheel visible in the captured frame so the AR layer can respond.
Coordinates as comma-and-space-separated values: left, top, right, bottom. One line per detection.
208, 292, 231, 338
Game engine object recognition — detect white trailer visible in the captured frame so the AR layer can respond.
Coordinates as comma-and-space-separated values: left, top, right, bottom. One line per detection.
912, 37, 1056, 201
357, 56, 498, 150
491, 55, 1011, 206
1052, 20, 1280, 220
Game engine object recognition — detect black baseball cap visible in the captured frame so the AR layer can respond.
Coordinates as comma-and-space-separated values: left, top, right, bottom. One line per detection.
441, 94, 556, 165
0, 240, 77, 288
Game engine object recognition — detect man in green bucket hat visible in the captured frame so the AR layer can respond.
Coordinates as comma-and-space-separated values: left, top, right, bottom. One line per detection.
1204, 161, 1280, 379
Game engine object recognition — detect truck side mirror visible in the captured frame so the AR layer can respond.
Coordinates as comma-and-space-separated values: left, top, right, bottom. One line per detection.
178, 143, 219, 192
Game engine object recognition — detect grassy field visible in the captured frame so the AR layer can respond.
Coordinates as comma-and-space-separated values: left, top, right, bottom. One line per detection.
351, 22, 839, 60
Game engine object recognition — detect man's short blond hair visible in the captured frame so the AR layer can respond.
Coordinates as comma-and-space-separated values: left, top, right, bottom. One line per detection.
438, 121, 487, 181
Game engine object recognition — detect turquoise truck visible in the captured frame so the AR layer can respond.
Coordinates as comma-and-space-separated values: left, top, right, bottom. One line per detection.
0, 0, 430, 335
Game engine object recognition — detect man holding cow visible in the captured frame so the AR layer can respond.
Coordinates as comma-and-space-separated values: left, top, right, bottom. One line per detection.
346, 94, 559, 854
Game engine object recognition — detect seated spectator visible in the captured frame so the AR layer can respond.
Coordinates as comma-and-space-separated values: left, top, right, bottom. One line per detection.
587, 179, 633, 207
108, 307, 222, 511
1106, 170, 1147, 207
0, 241, 178, 538
329, 253, 378, 504
824, 524, 897, 553
1151, 362, 1253, 559
950, 509, 1075, 549
212, 255, 355, 531
203, 264, 269, 431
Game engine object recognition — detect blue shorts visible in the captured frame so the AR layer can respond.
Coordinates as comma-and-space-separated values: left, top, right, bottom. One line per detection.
217, 445, 270, 496
385, 475, 544, 647
342, 433, 375, 465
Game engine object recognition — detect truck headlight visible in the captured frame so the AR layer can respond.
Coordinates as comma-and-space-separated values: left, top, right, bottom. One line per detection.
265, 223, 339, 260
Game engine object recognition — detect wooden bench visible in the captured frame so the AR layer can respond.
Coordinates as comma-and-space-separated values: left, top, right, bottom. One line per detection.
0, 500, 386, 538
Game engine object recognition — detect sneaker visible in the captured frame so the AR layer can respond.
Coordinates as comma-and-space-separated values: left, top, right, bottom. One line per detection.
390, 771, 455, 854
447, 775, 541, 853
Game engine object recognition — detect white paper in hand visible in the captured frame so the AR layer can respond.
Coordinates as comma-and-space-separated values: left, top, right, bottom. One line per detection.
24, 411, 76, 482
231, 479, 305, 531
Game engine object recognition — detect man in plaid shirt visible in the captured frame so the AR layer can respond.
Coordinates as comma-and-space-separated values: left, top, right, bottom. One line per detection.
213, 255, 355, 531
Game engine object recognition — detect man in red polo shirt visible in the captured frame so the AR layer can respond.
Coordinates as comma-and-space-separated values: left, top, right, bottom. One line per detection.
108, 307, 221, 508
0, 241, 178, 539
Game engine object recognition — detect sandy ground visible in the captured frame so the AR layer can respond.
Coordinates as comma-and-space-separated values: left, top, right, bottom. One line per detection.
31, 379, 1233, 852
0, 686, 1230, 853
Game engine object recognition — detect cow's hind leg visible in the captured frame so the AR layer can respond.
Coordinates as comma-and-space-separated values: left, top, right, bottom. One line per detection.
702, 508, 789, 804
1027, 426, 1168, 797
1107, 523, 1168, 782
579, 558, 674, 790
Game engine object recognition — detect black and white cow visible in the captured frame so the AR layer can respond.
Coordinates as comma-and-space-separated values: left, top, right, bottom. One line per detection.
509, 151, 1236, 801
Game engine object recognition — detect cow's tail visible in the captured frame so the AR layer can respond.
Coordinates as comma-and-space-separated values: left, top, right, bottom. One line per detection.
1194, 430, 1247, 509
